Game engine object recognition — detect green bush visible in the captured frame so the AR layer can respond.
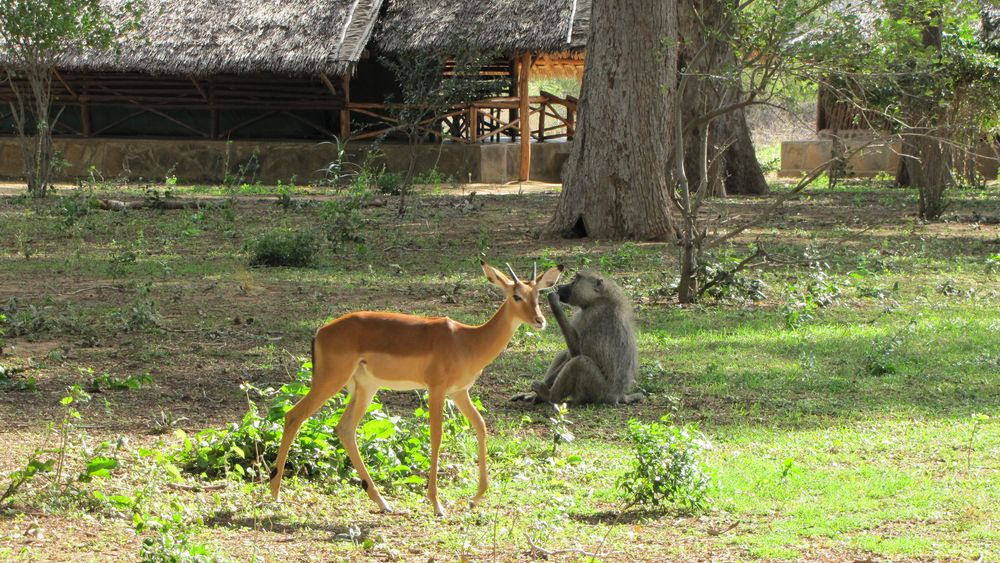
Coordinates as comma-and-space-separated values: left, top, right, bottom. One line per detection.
320, 185, 370, 250
174, 360, 471, 490
246, 230, 319, 267
375, 171, 404, 195
618, 416, 713, 511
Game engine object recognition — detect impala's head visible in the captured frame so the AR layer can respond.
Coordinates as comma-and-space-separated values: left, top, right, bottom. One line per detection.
481, 260, 563, 330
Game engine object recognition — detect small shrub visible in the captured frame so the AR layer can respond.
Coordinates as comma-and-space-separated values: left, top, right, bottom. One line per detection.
697, 260, 767, 303
618, 416, 713, 511
246, 230, 320, 267
320, 185, 370, 250
86, 370, 153, 392
375, 171, 404, 195
107, 300, 161, 333
863, 334, 903, 376
175, 360, 471, 490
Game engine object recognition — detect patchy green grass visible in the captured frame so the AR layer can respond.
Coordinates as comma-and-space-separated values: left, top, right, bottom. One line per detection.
1, 179, 998, 560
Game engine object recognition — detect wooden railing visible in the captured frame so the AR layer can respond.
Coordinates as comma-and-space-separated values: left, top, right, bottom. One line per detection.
343, 90, 577, 144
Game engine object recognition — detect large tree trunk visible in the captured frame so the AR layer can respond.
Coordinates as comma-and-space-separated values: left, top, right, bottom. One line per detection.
544, 0, 677, 240
894, 6, 952, 219
678, 0, 768, 198
718, 107, 770, 195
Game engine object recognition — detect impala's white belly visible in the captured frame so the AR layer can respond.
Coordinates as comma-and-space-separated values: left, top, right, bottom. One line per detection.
352, 357, 428, 392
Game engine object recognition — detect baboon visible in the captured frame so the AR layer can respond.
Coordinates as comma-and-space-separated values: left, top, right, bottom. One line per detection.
512, 269, 642, 405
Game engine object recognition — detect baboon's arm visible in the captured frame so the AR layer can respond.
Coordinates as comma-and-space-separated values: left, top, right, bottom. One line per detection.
548, 292, 581, 357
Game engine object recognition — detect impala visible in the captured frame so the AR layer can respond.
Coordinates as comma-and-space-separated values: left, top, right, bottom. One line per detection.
269, 260, 563, 516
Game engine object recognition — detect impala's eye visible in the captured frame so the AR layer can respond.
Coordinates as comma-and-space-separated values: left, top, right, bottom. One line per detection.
512, 294, 523, 302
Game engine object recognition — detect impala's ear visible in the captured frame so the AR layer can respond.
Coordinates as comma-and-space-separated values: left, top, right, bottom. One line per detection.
481, 260, 513, 288
535, 264, 564, 289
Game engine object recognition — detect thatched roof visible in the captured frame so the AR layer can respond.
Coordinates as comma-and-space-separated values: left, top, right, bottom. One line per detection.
59, 0, 385, 76
376, 0, 590, 55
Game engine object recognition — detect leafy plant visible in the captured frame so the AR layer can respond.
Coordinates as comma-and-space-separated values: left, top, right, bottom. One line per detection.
86, 370, 153, 392
175, 360, 471, 491
245, 230, 320, 268
320, 185, 371, 250
986, 254, 1000, 279
618, 415, 713, 511
862, 334, 904, 376
547, 403, 575, 455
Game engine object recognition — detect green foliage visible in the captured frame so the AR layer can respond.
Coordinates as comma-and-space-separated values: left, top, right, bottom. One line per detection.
107, 300, 161, 333
0, 0, 145, 196
863, 334, 905, 377
320, 185, 371, 250
547, 403, 575, 455
618, 416, 714, 511
245, 230, 320, 268
697, 258, 768, 304
0, 1, 144, 66
175, 360, 471, 490
0, 363, 37, 392
984, 253, 1000, 279
86, 370, 153, 392
137, 498, 221, 563
783, 259, 841, 329
1, 384, 125, 506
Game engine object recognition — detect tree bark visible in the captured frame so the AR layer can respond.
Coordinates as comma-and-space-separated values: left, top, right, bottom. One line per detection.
718, 107, 770, 195
678, 0, 768, 198
544, 0, 677, 240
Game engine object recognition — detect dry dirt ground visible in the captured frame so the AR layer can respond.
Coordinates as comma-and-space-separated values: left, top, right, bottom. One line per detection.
1, 179, 998, 561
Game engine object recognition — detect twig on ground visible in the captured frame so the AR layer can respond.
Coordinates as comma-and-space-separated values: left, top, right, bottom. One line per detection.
165, 482, 227, 492
524, 532, 606, 559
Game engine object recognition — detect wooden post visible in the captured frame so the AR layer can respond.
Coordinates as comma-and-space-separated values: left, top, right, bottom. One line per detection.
209, 78, 218, 139
81, 77, 91, 137
468, 105, 477, 142
518, 52, 531, 182
340, 74, 351, 140
566, 95, 577, 140
538, 103, 546, 142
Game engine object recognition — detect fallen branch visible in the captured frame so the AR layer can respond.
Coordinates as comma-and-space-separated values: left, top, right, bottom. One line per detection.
165, 482, 227, 492
97, 199, 218, 211
524, 532, 606, 559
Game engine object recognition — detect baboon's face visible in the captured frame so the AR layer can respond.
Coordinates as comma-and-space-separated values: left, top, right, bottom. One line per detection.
556, 270, 605, 308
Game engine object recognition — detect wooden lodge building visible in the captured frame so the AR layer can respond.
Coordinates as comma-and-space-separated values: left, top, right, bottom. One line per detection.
0, 0, 590, 184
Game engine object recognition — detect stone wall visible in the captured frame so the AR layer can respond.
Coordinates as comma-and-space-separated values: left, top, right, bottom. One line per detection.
0, 138, 573, 185
780, 132, 999, 180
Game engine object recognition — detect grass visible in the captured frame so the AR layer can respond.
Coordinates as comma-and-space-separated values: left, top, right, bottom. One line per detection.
0, 178, 998, 560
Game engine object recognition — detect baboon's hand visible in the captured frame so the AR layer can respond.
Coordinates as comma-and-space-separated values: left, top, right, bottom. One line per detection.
547, 291, 562, 308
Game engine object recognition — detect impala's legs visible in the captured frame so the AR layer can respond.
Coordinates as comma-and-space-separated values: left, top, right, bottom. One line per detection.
427, 389, 446, 516
270, 356, 356, 501
451, 388, 489, 506
335, 382, 391, 512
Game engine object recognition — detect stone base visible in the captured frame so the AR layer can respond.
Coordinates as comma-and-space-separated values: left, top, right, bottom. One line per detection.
780, 132, 999, 180
0, 138, 573, 185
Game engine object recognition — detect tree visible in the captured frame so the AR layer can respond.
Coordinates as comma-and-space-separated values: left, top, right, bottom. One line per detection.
0, 0, 144, 197
826, 0, 1000, 219
380, 43, 503, 216
545, 0, 775, 241
677, 0, 770, 198
544, 1, 679, 240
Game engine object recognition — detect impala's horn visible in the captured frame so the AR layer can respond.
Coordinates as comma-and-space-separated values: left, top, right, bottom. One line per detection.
504, 263, 521, 284
532, 262, 538, 280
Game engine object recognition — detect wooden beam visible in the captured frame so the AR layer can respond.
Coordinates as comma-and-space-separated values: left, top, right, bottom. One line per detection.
518, 53, 532, 181
339, 74, 351, 140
